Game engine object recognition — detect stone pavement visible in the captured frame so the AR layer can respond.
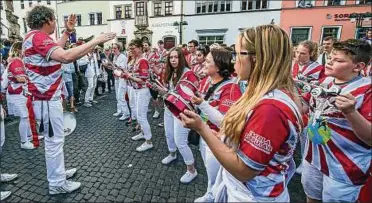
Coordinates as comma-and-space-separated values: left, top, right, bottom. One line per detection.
1, 93, 306, 202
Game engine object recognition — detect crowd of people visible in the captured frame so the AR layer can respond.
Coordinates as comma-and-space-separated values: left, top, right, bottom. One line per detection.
1, 5, 371, 203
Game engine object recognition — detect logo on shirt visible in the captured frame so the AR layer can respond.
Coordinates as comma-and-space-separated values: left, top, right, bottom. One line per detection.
244, 130, 273, 155
42, 39, 54, 46
222, 99, 234, 107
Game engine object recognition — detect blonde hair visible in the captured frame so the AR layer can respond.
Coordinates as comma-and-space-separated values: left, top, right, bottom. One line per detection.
9, 41, 23, 58
299, 40, 319, 62
220, 25, 296, 145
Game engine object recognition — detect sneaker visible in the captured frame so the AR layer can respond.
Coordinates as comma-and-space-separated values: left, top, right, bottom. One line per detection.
21, 142, 35, 150
1, 174, 18, 182
90, 100, 98, 104
119, 115, 130, 121
194, 193, 215, 203
161, 154, 177, 165
38, 136, 44, 140
180, 170, 198, 184
136, 142, 153, 152
152, 111, 160, 119
49, 180, 81, 195
295, 163, 303, 175
66, 168, 77, 179
83, 103, 92, 107
158, 123, 164, 127
0, 191, 11, 201
113, 112, 121, 117
131, 132, 145, 141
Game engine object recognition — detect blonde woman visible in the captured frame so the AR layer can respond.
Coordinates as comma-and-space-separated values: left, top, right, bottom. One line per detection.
180, 25, 303, 202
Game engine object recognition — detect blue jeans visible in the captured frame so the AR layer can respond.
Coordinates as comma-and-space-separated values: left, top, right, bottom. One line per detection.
65, 81, 74, 100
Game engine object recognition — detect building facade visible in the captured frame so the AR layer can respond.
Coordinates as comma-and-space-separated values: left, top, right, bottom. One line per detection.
280, 0, 372, 45
56, 0, 110, 42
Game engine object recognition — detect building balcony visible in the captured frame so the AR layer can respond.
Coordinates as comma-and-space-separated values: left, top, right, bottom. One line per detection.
135, 15, 148, 30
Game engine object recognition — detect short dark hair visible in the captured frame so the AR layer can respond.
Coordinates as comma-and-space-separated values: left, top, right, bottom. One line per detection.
188, 40, 199, 47
182, 44, 187, 48
197, 45, 210, 56
143, 41, 151, 47
210, 49, 235, 78
333, 39, 372, 64
157, 40, 164, 45
26, 5, 55, 30
323, 36, 336, 42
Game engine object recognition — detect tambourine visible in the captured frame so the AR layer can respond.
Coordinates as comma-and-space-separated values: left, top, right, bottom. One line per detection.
64, 112, 76, 136
176, 80, 199, 101
164, 91, 196, 120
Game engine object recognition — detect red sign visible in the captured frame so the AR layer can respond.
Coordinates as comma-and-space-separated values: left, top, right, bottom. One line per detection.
333, 13, 351, 21
122, 29, 126, 35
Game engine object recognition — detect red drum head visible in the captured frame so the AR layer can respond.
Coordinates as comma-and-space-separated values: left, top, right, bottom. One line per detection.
176, 80, 198, 101
164, 92, 195, 119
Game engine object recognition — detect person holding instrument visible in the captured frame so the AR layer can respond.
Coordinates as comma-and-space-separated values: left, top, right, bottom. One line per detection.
180, 25, 303, 201
192, 48, 242, 202
23, 5, 116, 194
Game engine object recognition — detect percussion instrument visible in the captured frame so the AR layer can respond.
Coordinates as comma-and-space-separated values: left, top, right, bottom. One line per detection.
294, 78, 340, 98
63, 112, 76, 136
176, 80, 199, 101
164, 91, 196, 119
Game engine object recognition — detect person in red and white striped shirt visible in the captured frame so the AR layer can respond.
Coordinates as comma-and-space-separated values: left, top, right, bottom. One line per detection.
22, 5, 116, 195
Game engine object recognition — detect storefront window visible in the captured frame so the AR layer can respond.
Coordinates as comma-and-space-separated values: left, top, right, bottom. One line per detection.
321, 26, 341, 41
355, 27, 370, 39
291, 27, 311, 45
198, 35, 224, 45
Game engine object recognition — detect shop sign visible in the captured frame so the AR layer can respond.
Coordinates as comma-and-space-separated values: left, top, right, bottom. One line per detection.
151, 22, 174, 28
328, 13, 351, 21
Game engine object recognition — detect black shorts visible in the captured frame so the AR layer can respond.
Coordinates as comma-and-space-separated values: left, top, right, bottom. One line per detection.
149, 88, 159, 100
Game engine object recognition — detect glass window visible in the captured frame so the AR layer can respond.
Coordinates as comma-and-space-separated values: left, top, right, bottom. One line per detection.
37, 0, 41, 3
115, 6, 122, 19
29, 0, 32, 7
154, 2, 162, 16
291, 27, 311, 45
321, 27, 341, 41
242, 0, 269, 10
89, 13, 95, 25
198, 35, 224, 46
97, 12, 102, 25
63, 15, 68, 22
196, 1, 232, 13
47, 0, 51, 5
357, 0, 372, 5
165, 1, 173, 15
0, 1, 3, 10
136, 2, 144, 16
76, 15, 81, 26
196, 3, 201, 13
325, 0, 342, 5
21, 0, 25, 9
124, 5, 132, 18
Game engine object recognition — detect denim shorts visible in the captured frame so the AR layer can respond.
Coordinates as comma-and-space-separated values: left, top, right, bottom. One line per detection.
65, 81, 74, 99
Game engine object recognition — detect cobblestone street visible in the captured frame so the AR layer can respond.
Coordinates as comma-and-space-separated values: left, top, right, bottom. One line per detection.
1, 93, 306, 202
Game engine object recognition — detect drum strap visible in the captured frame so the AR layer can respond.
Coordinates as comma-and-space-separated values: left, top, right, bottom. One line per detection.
204, 78, 229, 101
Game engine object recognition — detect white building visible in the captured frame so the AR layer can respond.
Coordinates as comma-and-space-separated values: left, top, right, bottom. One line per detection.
1, 0, 9, 39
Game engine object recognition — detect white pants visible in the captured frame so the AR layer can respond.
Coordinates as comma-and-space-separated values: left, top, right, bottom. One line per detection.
85, 76, 97, 103
33, 100, 66, 187
7, 94, 31, 143
164, 107, 194, 165
134, 88, 152, 140
200, 138, 220, 199
128, 86, 137, 120
1, 106, 5, 148
115, 79, 129, 116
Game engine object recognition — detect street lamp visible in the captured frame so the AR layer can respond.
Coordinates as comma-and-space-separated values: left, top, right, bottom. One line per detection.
173, 21, 188, 45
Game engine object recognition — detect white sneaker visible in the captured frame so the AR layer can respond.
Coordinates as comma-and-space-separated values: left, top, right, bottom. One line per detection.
136, 142, 153, 152
49, 180, 81, 195
161, 154, 177, 165
113, 112, 121, 117
0, 191, 11, 201
91, 100, 98, 104
295, 163, 303, 174
194, 193, 215, 202
180, 170, 198, 184
119, 115, 130, 121
66, 168, 77, 179
152, 111, 160, 118
131, 132, 145, 141
1, 174, 18, 182
83, 103, 92, 107
21, 142, 35, 150
38, 136, 44, 140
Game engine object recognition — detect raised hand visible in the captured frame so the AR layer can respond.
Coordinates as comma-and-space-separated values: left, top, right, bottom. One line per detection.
95, 32, 117, 44
65, 14, 77, 32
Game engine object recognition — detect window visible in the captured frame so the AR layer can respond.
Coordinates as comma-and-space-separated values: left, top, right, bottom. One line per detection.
136, 2, 145, 16
37, 0, 41, 3
89, 13, 95, 25
47, 0, 51, 5
196, 1, 231, 14
165, 1, 173, 15
0, 0, 3, 10
154, 2, 162, 16
21, 0, 25, 9
198, 35, 224, 45
63, 15, 68, 23
242, 0, 268, 10
115, 6, 122, 19
124, 5, 132, 18
29, 0, 32, 7
357, 0, 372, 4
290, 27, 312, 45
97, 12, 102, 25
76, 14, 81, 26
321, 26, 341, 42
296, 0, 315, 7
23, 18, 27, 33
324, 0, 344, 5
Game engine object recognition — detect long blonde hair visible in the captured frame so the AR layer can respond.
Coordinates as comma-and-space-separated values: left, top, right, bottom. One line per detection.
220, 25, 296, 145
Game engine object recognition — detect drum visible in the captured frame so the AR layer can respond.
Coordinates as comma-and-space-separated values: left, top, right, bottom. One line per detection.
164, 91, 195, 119
113, 69, 123, 77
176, 80, 198, 101
64, 112, 76, 136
